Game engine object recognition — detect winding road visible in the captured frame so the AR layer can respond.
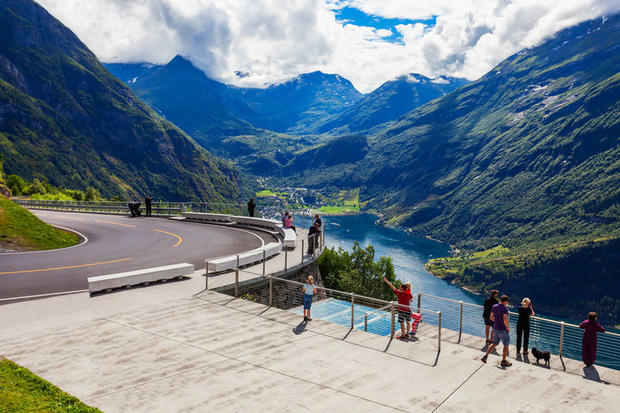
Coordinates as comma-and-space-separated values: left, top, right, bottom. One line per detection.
0, 211, 277, 301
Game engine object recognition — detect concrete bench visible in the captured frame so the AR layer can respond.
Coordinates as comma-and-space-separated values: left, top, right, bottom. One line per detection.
183, 212, 231, 223
234, 216, 280, 229
279, 227, 297, 249
88, 263, 194, 293
182, 212, 281, 229
207, 242, 282, 272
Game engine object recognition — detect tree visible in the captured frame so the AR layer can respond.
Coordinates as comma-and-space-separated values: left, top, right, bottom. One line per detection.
318, 242, 401, 301
85, 186, 100, 201
31, 178, 46, 194
6, 175, 26, 195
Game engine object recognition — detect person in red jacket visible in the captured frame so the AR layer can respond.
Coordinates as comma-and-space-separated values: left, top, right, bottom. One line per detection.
580, 312, 606, 367
383, 277, 412, 339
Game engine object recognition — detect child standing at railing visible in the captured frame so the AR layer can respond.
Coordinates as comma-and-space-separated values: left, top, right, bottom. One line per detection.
302, 276, 318, 322
579, 312, 606, 367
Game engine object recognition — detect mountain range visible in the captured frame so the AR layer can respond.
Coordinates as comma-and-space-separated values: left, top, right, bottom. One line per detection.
104, 58, 468, 168
0, 0, 240, 201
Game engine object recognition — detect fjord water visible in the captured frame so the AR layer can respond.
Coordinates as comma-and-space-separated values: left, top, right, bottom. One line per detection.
323, 213, 480, 305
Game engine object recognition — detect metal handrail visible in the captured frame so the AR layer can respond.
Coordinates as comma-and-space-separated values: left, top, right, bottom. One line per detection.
417, 292, 620, 339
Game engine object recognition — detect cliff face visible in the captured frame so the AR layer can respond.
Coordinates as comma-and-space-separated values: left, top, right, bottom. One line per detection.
0, 0, 240, 201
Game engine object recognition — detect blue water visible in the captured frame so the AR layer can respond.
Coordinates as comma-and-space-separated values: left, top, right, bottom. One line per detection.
323, 214, 481, 305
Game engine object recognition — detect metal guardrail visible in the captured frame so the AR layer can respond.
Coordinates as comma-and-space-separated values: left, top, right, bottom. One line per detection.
13, 199, 322, 226
210, 235, 443, 352
13, 199, 185, 215
415, 292, 620, 369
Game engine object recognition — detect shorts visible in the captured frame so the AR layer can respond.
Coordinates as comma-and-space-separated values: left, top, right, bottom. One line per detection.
303, 294, 313, 310
484, 317, 494, 326
493, 329, 510, 346
398, 310, 411, 323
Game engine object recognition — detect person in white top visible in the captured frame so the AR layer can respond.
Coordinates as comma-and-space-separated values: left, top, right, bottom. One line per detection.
302, 275, 318, 321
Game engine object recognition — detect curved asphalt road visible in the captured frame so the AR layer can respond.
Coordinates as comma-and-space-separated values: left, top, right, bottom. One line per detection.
0, 211, 277, 300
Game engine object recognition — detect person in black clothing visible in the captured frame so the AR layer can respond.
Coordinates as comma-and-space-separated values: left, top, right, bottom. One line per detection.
144, 195, 153, 217
516, 297, 534, 354
247, 198, 256, 217
483, 290, 499, 344
313, 214, 322, 230
308, 223, 319, 254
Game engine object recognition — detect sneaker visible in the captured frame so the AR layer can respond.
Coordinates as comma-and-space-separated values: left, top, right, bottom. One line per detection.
306, 317, 312, 321
501, 360, 512, 367
481, 355, 487, 363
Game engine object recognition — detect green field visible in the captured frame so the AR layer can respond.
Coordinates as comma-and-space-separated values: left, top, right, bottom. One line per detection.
0, 359, 101, 412
0, 197, 79, 251
255, 189, 277, 197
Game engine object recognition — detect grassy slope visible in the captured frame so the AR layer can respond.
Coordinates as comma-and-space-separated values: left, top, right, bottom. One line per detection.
0, 359, 100, 412
0, 197, 78, 250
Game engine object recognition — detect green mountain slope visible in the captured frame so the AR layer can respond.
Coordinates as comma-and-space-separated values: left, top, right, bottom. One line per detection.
286, 15, 620, 322
294, 15, 620, 250
0, 0, 240, 201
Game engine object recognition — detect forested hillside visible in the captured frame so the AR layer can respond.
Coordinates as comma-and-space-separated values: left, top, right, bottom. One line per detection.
0, 0, 240, 201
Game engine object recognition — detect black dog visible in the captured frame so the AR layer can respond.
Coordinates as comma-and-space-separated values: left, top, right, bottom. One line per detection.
531, 347, 551, 366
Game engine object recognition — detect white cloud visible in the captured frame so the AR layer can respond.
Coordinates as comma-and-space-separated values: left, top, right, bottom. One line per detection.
37, 0, 620, 93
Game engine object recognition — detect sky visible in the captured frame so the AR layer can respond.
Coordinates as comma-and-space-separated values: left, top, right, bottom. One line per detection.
38, 0, 620, 93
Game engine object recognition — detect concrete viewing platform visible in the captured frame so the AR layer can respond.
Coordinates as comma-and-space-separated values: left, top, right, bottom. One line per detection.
1, 213, 618, 412
1, 271, 619, 412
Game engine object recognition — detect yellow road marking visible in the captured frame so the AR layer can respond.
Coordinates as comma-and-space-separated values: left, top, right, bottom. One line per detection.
0, 258, 133, 275
154, 229, 183, 248
54, 215, 83, 221
94, 220, 135, 228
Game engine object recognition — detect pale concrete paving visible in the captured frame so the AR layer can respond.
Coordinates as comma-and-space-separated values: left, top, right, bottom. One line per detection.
1, 229, 619, 412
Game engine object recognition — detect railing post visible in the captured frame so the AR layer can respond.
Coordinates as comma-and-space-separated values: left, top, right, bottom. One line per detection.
364, 313, 368, 332
417, 293, 421, 313
301, 239, 305, 264
350, 292, 355, 330
269, 276, 273, 307
559, 321, 565, 357
235, 255, 239, 298
390, 302, 396, 338
284, 248, 288, 272
458, 301, 463, 343
205, 263, 209, 290
438, 311, 442, 352
262, 250, 266, 276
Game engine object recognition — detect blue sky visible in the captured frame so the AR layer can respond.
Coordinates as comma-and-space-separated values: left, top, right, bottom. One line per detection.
334, 5, 437, 44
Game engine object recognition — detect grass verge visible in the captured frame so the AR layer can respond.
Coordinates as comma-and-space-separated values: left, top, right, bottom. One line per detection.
0, 197, 79, 251
0, 358, 101, 412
